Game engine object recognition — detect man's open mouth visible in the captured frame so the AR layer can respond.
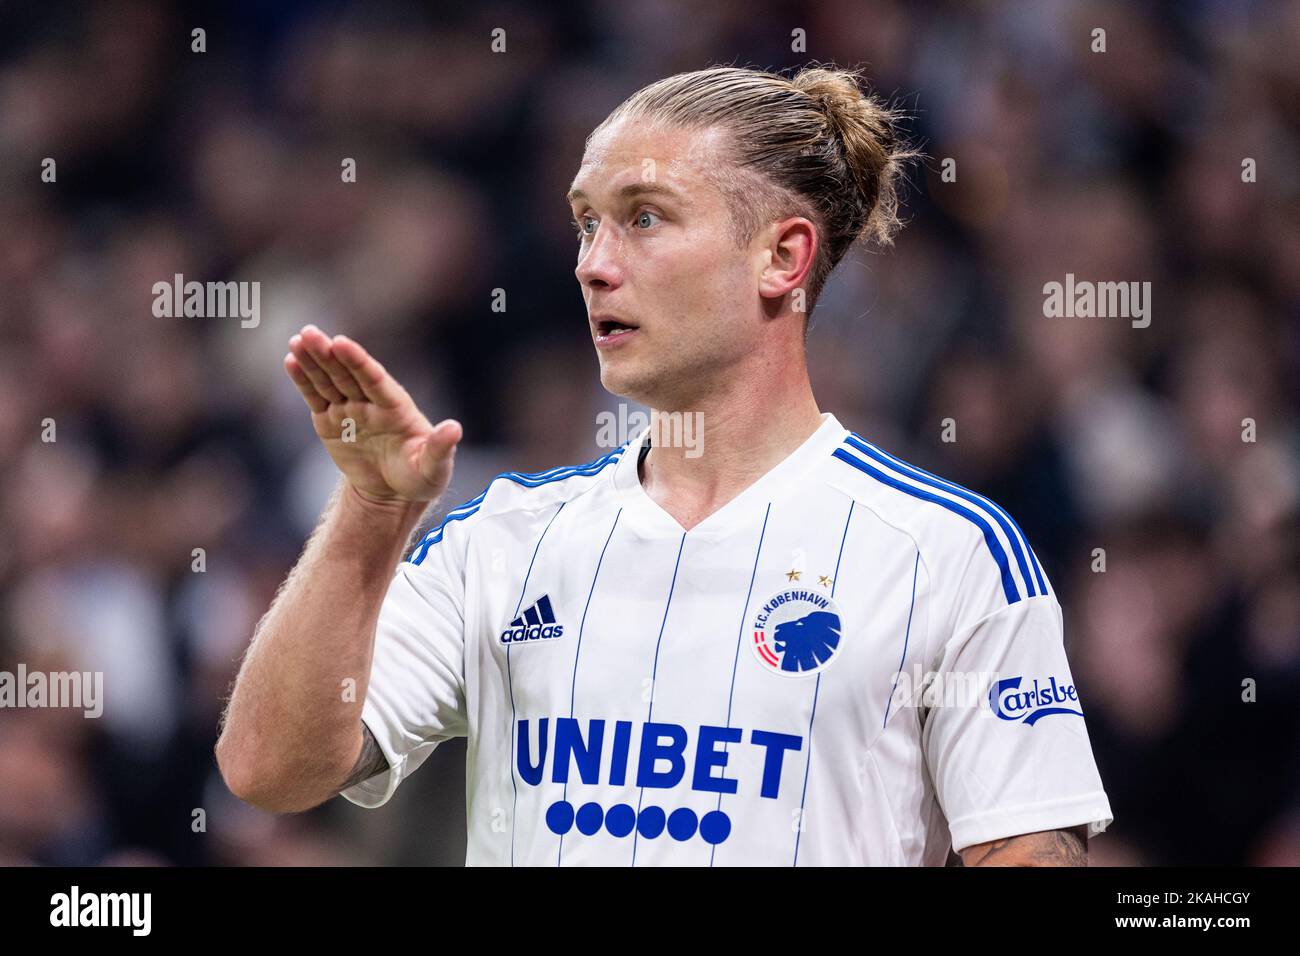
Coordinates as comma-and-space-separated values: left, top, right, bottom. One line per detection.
595, 318, 637, 336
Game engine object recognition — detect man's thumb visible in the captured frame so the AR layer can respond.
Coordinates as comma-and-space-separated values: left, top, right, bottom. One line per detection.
417, 419, 462, 481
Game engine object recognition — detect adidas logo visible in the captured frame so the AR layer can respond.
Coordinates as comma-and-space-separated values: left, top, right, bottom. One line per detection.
499, 594, 566, 644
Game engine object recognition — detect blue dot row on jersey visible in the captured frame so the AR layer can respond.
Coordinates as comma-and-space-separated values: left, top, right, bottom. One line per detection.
545, 801, 732, 844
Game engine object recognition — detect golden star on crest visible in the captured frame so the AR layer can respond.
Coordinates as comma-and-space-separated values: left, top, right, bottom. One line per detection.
785, 569, 801, 581
818, 575, 833, 588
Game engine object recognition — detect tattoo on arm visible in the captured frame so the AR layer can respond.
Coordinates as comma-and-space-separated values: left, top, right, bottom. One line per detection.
960, 825, 1089, 867
338, 724, 389, 791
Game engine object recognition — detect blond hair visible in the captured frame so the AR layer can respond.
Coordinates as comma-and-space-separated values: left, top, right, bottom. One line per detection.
595, 63, 919, 310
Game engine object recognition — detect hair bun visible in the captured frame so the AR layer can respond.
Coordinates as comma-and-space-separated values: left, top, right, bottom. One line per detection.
791, 65, 917, 247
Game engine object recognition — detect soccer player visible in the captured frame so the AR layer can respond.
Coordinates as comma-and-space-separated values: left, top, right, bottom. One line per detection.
216, 65, 1112, 866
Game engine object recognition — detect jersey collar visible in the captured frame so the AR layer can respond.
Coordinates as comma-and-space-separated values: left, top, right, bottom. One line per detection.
611, 411, 848, 538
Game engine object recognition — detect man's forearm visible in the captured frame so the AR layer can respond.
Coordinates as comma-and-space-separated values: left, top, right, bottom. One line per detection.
959, 825, 1090, 866
216, 479, 429, 811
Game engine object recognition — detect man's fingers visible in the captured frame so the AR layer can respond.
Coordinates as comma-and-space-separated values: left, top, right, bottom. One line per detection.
332, 335, 409, 408
299, 325, 366, 402
284, 353, 330, 412
290, 333, 347, 404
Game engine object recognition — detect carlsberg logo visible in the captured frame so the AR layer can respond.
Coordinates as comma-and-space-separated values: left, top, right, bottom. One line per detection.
989, 675, 1085, 725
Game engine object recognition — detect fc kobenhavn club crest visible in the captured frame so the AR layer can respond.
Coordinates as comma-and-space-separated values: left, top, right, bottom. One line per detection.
751, 588, 844, 677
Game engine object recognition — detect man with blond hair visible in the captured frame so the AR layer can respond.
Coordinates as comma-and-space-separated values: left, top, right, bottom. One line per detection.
217, 64, 1112, 867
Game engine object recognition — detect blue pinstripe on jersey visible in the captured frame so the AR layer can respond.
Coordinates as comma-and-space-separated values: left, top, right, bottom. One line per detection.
557, 508, 624, 867
709, 502, 772, 868
793, 497, 856, 866
507, 501, 567, 867
631, 531, 688, 867
882, 550, 921, 730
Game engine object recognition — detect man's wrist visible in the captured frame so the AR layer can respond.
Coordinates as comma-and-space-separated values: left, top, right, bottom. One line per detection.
339, 480, 431, 534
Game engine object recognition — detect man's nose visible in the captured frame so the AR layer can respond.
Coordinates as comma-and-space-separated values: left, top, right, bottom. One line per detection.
575, 224, 623, 289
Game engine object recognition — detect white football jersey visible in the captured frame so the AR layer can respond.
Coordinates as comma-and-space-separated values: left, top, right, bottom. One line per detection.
342, 412, 1113, 865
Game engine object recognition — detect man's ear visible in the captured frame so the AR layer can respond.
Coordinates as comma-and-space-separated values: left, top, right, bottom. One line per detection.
757, 216, 818, 302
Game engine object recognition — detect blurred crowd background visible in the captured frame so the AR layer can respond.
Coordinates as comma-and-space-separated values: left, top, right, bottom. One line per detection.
1, 0, 1297, 866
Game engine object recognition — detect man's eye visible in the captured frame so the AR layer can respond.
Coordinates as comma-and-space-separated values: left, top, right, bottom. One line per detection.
570, 216, 595, 239
635, 210, 661, 229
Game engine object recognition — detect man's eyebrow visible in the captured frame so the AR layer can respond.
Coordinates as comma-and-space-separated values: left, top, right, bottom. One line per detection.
565, 182, 687, 206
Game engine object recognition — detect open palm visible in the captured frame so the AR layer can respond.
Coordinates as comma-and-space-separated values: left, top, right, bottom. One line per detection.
284, 325, 462, 504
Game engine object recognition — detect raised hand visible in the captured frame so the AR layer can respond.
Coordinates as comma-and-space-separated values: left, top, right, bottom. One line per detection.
284, 325, 462, 505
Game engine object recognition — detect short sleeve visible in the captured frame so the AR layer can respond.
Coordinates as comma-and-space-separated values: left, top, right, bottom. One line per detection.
921, 594, 1113, 854
339, 517, 471, 809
